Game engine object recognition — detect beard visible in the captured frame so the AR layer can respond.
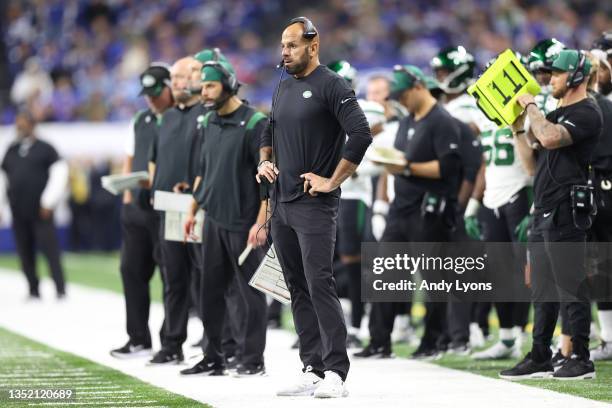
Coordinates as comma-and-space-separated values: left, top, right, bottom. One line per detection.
285, 53, 310, 75
203, 90, 231, 111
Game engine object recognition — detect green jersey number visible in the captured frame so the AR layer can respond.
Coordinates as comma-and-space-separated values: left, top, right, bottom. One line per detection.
482, 128, 514, 166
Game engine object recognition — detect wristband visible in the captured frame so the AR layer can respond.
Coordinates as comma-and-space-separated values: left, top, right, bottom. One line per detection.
257, 160, 271, 170
373, 199, 389, 216
524, 102, 537, 111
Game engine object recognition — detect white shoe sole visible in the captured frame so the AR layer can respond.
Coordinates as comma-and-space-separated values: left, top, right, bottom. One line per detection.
314, 390, 349, 398
499, 371, 553, 380
553, 372, 596, 380
277, 389, 318, 397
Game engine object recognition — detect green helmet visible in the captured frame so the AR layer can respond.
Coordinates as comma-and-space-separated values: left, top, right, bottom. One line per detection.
527, 38, 566, 73
327, 60, 357, 84
430, 46, 475, 93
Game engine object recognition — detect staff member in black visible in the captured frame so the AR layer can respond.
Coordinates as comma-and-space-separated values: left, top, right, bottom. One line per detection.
257, 17, 371, 398
354, 66, 462, 359
501, 49, 602, 380
148, 56, 203, 364
180, 59, 269, 377
1, 110, 68, 299
110, 63, 174, 359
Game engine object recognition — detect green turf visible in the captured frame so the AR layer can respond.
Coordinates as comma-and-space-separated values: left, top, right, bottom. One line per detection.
0, 327, 207, 407
0, 252, 164, 302
393, 332, 612, 403
1, 253, 611, 402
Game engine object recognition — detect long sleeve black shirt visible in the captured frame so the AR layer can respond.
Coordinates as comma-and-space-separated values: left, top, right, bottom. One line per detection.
261, 65, 372, 202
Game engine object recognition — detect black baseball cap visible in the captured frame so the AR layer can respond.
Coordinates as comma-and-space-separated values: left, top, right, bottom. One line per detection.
139, 62, 171, 96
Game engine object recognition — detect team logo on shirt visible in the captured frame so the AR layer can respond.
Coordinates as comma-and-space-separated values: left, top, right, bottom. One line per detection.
145, 115, 151, 123
407, 128, 415, 140
450, 143, 458, 149
302, 90, 313, 99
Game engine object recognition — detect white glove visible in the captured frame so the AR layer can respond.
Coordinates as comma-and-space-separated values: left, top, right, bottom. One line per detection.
464, 197, 481, 219
372, 214, 387, 241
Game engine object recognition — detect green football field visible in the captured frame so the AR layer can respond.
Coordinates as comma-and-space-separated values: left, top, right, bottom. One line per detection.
0, 252, 611, 403
0, 327, 207, 407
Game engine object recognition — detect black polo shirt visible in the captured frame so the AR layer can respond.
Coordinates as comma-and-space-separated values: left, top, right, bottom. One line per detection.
150, 102, 204, 193
591, 92, 612, 173
391, 103, 462, 214
534, 97, 603, 210
260, 65, 372, 202
456, 118, 483, 183
2, 138, 59, 219
130, 108, 159, 209
194, 104, 266, 231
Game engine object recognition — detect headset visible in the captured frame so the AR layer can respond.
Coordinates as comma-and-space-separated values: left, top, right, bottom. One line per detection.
201, 60, 239, 94
288, 16, 318, 40
567, 50, 587, 88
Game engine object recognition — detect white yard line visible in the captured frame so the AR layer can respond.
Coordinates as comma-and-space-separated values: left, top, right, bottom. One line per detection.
0, 270, 609, 408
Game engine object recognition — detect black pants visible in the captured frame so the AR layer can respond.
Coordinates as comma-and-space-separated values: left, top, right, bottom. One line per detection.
200, 217, 267, 366
271, 195, 349, 380
529, 202, 591, 362
119, 204, 165, 347
158, 213, 201, 351
591, 176, 612, 309
480, 188, 531, 329
337, 199, 370, 329
11, 213, 65, 296
369, 208, 452, 349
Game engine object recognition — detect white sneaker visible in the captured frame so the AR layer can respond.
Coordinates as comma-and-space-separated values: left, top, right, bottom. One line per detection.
591, 342, 612, 361
276, 367, 322, 397
472, 341, 519, 360
469, 323, 485, 349
313, 371, 348, 398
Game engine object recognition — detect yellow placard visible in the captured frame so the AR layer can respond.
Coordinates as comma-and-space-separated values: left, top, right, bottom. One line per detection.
468, 49, 541, 127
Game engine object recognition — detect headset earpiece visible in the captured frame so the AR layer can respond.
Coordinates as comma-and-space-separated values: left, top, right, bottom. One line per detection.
567, 51, 587, 88
288, 16, 317, 40
202, 61, 239, 94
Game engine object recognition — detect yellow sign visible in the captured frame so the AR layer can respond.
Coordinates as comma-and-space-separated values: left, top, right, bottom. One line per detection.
468, 49, 541, 127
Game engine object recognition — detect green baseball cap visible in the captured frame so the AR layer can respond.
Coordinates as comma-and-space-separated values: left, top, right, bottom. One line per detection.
194, 48, 228, 64
201, 60, 235, 83
390, 65, 427, 99
551, 49, 591, 74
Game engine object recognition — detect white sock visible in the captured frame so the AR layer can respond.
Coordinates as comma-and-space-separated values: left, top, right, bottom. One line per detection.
499, 328, 514, 341
598, 310, 612, 342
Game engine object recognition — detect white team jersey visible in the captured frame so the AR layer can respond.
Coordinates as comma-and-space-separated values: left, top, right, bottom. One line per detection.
444, 93, 496, 134
341, 100, 386, 206
480, 127, 533, 209
535, 85, 558, 115
444, 93, 531, 209
371, 120, 400, 203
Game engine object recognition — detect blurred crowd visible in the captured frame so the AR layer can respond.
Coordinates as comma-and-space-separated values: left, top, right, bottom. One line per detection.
1, 0, 610, 125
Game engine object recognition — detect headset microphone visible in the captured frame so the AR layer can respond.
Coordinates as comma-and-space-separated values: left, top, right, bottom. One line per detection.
276, 59, 285, 69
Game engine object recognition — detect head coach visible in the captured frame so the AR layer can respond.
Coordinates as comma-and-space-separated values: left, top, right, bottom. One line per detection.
501, 49, 603, 380
256, 17, 372, 398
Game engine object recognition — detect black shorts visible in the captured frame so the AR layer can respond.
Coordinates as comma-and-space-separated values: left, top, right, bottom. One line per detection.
337, 199, 370, 256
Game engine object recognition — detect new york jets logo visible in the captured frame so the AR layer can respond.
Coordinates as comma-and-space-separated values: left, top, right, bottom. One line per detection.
141, 74, 156, 87
407, 128, 415, 140
302, 90, 312, 99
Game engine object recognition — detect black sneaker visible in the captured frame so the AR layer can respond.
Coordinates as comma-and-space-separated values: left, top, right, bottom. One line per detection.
353, 344, 393, 358
551, 349, 568, 371
411, 344, 439, 360
180, 358, 226, 376
499, 353, 553, 380
233, 363, 266, 377
225, 355, 240, 371
553, 356, 596, 380
446, 341, 470, 356
148, 348, 184, 365
110, 341, 152, 359
346, 333, 362, 349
